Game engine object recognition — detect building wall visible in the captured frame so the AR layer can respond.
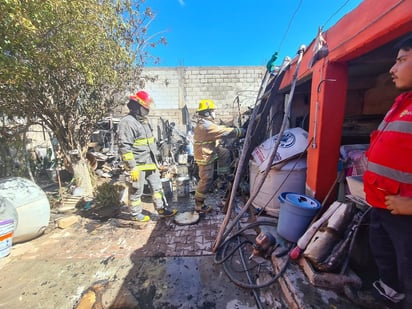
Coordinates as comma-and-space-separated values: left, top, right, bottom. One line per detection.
119, 66, 266, 132
24, 66, 266, 160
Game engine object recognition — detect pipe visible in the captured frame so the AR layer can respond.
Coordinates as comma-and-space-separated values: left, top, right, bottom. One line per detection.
312, 79, 336, 149
213, 46, 305, 252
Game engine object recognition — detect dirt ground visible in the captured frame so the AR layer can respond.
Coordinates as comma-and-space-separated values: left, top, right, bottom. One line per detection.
0, 179, 286, 309
1, 174, 378, 309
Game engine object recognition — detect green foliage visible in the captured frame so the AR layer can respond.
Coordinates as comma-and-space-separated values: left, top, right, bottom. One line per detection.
0, 0, 166, 190
0, 129, 27, 178
93, 182, 124, 209
0, 0, 166, 164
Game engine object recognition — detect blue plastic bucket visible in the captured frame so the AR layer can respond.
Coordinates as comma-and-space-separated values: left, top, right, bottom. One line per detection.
277, 192, 321, 242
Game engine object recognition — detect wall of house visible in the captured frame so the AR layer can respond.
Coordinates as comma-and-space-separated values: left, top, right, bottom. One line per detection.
27, 65, 267, 159
118, 66, 266, 132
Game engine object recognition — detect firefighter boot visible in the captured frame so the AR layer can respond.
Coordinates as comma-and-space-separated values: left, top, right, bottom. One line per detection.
130, 202, 150, 222
153, 191, 177, 218
195, 199, 212, 213
131, 213, 150, 222
157, 208, 177, 218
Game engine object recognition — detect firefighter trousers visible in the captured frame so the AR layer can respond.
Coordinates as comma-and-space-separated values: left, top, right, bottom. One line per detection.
195, 147, 231, 203
128, 169, 165, 216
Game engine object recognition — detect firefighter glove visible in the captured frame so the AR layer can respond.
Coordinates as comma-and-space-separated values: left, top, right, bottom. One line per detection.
130, 167, 140, 182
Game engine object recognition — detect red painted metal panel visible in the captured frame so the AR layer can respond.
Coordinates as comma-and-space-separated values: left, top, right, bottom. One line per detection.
326, 0, 412, 62
306, 63, 348, 200
280, 0, 412, 89
277, 0, 412, 201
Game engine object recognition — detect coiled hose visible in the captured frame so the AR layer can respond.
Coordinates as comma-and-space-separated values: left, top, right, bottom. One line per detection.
214, 220, 291, 289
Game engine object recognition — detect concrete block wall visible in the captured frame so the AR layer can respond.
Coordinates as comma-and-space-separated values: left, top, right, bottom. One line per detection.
24, 66, 266, 157
132, 66, 266, 132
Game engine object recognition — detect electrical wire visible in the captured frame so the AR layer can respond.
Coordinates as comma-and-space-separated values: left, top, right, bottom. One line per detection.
255, 137, 312, 217
321, 0, 352, 30
340, 206, 371, 275
215, 0, 376, 300
277, 0, 304, 52
330, 0, 404, 53
234, 224, 265, 309
214, 220, 291, 290
214, 45, 303, 252
213, 62, 289, 253
214, 0, 362, 295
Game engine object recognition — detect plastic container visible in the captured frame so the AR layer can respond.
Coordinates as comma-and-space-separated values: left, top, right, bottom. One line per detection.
0, 197, 18, 257
0, 219, 14, 258
277, 192, 321, 243
177, 154, 188, 165
251, 127, 308, 171
176, 176, 190, 197
249, 159, 306, 217
346, 175, 365, 200
0, 197, 18, 229
0, 177, 50, 243
186, 142, 194, 156
161, 178, 173, 198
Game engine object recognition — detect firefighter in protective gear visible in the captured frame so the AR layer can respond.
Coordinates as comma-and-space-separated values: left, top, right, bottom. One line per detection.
118, 91, 177, 222
193, 99, 245, 213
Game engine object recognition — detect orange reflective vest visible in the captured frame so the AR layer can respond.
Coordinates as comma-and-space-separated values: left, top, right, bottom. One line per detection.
364, 92, 412, 208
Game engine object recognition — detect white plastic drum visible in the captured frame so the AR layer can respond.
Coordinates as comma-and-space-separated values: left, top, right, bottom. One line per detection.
249, 159, 307, 217
0, 177, 50, 243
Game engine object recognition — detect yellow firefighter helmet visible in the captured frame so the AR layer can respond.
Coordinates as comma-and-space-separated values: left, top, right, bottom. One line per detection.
197, 99, 216, 112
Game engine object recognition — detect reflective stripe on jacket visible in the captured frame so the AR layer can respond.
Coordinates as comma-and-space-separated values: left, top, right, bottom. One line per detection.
364, 92, 412, 208
134, 137, 155, 147
118, 113, 159, 170
193, 116, 242, 165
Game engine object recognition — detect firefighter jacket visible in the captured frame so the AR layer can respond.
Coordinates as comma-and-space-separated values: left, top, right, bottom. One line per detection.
193, 116, 243, 166
364, 91, 412, 209
118, 113, 158, 171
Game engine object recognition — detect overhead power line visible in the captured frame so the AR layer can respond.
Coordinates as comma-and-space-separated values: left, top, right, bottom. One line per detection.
277, 0, 304, 52
321, 0, 352, 30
